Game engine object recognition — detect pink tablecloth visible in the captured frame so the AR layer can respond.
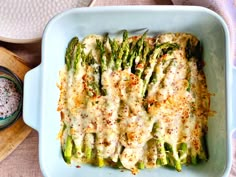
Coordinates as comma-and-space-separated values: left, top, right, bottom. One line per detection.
0, 0, 235, 177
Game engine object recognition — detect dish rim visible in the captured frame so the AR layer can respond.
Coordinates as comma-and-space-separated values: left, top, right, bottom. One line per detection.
24, 5, 233, 177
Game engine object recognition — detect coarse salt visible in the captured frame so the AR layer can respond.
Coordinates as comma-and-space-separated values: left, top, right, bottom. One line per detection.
0, 77, 21, 118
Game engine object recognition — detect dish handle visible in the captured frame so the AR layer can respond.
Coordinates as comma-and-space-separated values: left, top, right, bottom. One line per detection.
23, 65, 41, 131
230, 67, 236, 136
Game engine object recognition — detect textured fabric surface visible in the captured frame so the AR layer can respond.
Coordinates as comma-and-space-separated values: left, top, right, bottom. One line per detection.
0, 0, 94, 41
0, 0, 235, 177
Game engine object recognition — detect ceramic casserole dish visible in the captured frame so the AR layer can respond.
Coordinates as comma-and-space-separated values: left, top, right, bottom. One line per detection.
23, 6, 236, 177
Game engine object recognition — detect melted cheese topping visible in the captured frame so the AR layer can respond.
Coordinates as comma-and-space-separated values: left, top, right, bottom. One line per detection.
57, 33, 210, 173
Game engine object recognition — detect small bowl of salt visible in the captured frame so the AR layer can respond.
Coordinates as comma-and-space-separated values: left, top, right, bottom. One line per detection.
0, 66, 23, 130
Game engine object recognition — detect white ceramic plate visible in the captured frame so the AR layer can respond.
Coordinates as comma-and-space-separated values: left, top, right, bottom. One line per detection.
0, 0, 96, 43
23, 6, 235, 177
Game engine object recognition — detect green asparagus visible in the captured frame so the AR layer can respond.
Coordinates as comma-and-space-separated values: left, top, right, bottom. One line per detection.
178, 143, 188, 164
164, 142, 182, 172
108, 37, 119, 69
115, 30, 129, 70
96, 39, 107, 73
96, 37, 108, 96
84, 133, 94, 161
63, 135, 73, 164
152, 123, 168, 165
137, 161, 145, 169
141, 42, 179, 97
135, 41, 150, 78
126, 31, 147, 73
65, 37, 79, 70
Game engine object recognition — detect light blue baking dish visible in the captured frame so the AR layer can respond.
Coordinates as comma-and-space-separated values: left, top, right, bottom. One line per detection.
23, 6, 236, 177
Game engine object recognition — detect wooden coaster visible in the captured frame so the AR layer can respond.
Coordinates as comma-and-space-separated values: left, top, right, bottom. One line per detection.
0, 47, 32, 162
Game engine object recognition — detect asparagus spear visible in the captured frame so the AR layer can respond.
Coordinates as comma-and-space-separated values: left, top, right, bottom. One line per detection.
178, 143, 188, 164
156, 140, 168, 166
63, 135, 73, 164
187, 50, 208, 164
115, 30, 129, 70
73, 42, 85, 72
121, 40, 130, 70
135, 41, 150, 78
164, 142, 182, 172
144, 138, 158, 168
191, 150, 198, 165
152, 123, 168, 165
84, 133, 95, 161
141, 42, 179, 97
111, 143, 123, 163
148, 56, 175, 93
96, 35, 123, 166
116, 158, 124, 169
133, 31, 147, 67
96, 39, 107, 73
126, 31, 147, 73
82, 52, 103, 161
137, 161, 145, 169
64, 37, 87, 162
96, 37, 109, 96
185, 38, 192, 60
199, 135, 208, 161
190, 135, 208, 164
95, 134, 105, 167
85, 52, 101, 97
124, 42, 136, 71
108, 37, 119, 69
185, 39, 202, 70
98, 156, 105, 167
85, 44, 107, 165
65, 37, 79, 71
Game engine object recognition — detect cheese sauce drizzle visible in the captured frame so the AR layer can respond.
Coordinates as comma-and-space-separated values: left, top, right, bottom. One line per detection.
57, 33, 211, 174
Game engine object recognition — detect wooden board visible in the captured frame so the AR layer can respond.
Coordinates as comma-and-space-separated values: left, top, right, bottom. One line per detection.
0, 47, 32, 162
